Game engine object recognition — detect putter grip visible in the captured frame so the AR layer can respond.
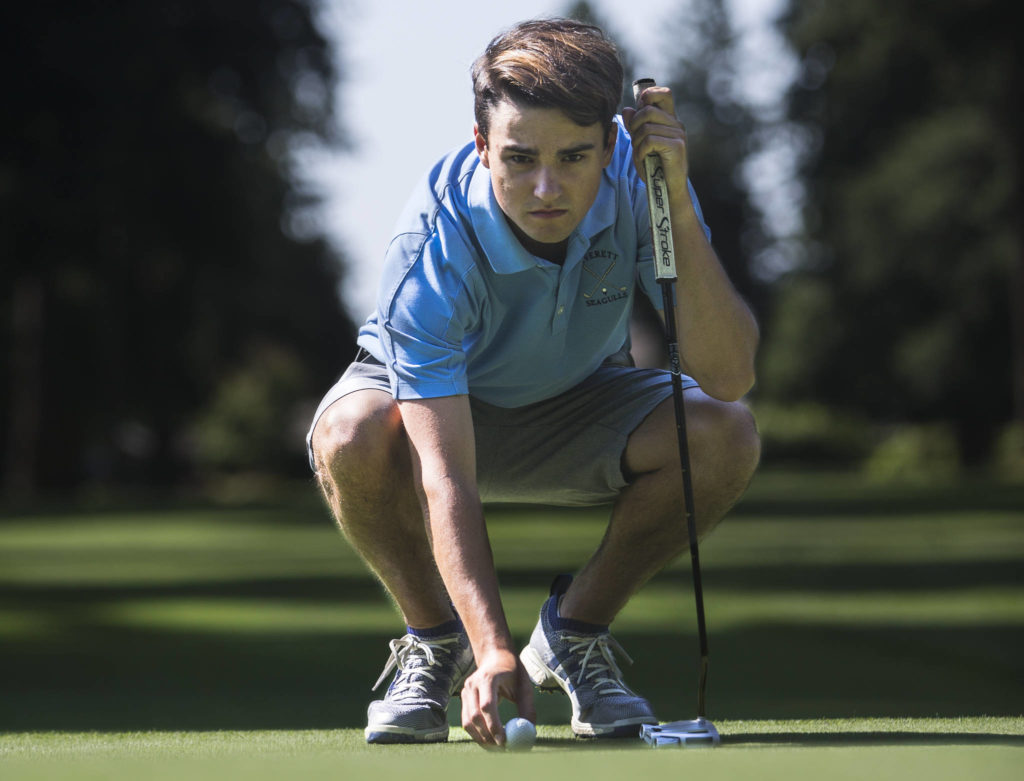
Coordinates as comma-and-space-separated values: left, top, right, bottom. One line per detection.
632, 78, 677, 281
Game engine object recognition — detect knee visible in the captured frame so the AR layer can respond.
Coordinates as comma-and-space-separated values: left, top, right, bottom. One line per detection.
692, 397, 761, 487
685, 398, 760, 534
720, 402, 761, 476
311, 394, 407, 482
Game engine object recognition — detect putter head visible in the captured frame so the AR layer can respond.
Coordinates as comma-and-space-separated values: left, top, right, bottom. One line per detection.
640, 718, 721, 748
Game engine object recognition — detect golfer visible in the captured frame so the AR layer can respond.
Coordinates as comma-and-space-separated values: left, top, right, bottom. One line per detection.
307, 18, 760, 748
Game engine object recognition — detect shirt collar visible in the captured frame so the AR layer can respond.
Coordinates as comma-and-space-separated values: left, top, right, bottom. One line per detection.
575, 169, 617, 243
468, 161, 535, 274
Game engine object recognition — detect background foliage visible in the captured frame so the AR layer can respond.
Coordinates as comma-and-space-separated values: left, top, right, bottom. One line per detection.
2, 1, 355, 497
758, 0, 1020, 467
2, 0, 1021, 497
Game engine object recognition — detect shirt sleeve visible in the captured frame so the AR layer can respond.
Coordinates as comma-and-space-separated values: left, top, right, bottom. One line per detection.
378, 229, 477, 400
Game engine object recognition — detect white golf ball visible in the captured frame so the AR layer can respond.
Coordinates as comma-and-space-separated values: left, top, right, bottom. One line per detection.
504, 717, 537, 751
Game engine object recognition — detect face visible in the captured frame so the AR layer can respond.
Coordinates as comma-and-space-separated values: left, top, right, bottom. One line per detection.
475, 99, 615, 261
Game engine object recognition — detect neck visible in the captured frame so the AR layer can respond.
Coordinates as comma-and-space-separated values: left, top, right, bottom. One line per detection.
506, 217, 568, 265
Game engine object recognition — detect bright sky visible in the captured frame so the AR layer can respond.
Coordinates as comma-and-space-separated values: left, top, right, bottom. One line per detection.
308, 0, 792, 321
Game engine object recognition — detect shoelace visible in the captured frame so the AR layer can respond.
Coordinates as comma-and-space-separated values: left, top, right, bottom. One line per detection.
371, 634, 462, 701
563, 633, 634, 695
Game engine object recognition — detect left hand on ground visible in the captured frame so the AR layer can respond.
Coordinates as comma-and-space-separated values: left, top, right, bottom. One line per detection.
460, 649, 537, 749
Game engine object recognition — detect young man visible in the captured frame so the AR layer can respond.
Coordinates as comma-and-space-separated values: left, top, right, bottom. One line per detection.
307, 19, 760, 748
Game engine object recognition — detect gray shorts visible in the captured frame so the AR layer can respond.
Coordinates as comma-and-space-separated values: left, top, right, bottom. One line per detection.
305, 355, 698, 507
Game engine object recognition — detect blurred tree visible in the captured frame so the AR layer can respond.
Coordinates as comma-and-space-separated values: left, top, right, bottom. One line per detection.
1, 1, 356, 495
659, 0, 768, 318
760, 0, 1020, 462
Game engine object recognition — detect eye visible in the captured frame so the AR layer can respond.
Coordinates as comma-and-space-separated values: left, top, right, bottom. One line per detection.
564, 153, 585, 163
507, 154, 533, 165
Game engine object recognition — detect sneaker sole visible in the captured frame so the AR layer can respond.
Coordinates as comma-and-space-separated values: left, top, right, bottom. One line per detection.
365, 725, 449, 744
520, 646, 657, 738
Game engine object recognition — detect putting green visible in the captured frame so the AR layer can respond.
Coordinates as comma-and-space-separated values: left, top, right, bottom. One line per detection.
1, 720, 1022, 781
1, 471, 1021, 778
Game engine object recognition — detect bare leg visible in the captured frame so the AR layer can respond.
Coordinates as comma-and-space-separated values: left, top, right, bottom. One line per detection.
310, 389, 454, 629
559, 389, 760, 624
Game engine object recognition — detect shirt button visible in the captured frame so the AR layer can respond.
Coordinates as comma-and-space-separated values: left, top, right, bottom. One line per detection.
557, 306, 565, 315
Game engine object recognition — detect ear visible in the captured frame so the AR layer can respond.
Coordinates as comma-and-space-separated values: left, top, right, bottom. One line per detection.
601, 125, 617, 167
474, 124, 490, 168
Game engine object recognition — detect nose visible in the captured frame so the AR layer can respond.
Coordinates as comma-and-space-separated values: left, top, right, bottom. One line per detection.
533, 166, 562, 202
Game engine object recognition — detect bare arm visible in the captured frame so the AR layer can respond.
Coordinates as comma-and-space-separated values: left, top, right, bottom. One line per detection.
624, 87, 759, 401
398, 394, 535, 747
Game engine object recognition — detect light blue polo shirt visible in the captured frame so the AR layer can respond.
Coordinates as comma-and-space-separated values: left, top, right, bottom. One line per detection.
356, 117, 711, 409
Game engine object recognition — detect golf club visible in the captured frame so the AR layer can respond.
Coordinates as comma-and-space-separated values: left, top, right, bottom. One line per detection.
632, 77, 720, 749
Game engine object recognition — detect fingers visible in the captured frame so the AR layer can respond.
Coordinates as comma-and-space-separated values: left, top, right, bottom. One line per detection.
631, 85, 682, 141
628, 102, 686, 152
461, 670, 507, 749
515, 665, 537, 724
460, 658, 538, 749
625, 84, 688, 184
634, 83, 676, 118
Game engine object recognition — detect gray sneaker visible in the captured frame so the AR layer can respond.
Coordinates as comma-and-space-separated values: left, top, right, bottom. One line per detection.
365, 622, 475, 744
520, 576, 657, 738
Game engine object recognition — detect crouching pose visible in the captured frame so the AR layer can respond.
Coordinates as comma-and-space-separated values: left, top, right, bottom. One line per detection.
307, 18, 760, 748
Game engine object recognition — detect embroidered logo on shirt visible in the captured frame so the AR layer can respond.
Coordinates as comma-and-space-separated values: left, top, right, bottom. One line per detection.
582, 250, 628, 306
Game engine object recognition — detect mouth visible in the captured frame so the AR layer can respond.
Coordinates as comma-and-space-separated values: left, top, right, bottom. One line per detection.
528, 208, 569, 220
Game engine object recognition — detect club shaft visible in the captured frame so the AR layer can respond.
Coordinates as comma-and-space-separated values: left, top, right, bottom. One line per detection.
636, 77, 711, 719
660, 280, 711, 718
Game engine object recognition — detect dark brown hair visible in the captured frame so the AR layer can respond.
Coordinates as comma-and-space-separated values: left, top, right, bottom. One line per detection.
472, 19, 624, 142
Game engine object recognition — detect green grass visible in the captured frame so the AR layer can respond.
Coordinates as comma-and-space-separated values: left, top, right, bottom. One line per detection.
1, 471, 1022, 778
1, 721, 1022, 780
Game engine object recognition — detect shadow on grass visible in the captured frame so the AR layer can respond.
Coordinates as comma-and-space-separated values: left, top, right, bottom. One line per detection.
1, 476, 1022, 734
490, 478, 1024, 520
2, 551, 1024, 732
702, 559, 1024, 591
2, 553, 1021, 604
731, 475, 1024, 518
533, 732, 1024, 749
2, 473, 1021, 523
722, 732, 1024, 747
1, 619, 1021, 732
